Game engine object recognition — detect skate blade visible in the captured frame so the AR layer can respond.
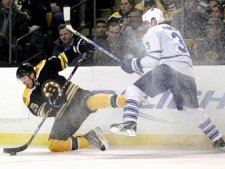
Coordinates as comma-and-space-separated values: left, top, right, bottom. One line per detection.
94, 127, 109, 149
110, 127, 136, 137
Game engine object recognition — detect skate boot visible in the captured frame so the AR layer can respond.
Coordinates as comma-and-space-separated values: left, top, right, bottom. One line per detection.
213, 137, 225, 150
110, 121, 137, 137
84, 127, 106, 151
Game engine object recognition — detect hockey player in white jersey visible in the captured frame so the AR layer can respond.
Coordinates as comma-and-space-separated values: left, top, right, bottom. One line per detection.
110, 8, 225, 149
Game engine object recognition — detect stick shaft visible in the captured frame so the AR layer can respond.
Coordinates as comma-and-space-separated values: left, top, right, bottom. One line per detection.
63, 6, 143, 76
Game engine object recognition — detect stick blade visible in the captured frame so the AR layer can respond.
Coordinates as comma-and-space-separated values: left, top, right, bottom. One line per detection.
3, 144, 28, 154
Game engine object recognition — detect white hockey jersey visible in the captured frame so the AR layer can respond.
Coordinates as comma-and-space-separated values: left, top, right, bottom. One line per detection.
141, 24, 194, 78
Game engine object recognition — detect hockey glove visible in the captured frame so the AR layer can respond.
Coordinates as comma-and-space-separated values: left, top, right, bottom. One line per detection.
121, 58, 144, 74
73, 39, 95, 54
49, 91, 67, 107
44, 91, 67, 117
45, 90, 66, 109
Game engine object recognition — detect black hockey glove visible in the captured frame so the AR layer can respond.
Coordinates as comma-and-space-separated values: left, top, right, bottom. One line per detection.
121, 58, 144, 74
73, 39, 95, 54
44, 91, 67, 117
49, 91, 67, 108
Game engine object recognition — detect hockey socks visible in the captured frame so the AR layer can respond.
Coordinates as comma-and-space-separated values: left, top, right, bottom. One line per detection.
86, 94, 125, 111
48, 136, 90, 152
110, 98, 140, 137
48, 138, 74, 152
184, 107, 222, 142
72, 136, 90, 150
123, 98, 140, 123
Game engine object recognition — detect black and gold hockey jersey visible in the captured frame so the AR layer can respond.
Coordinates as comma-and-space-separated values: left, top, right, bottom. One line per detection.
22, 49, 80, 119
19, 47, 126, 152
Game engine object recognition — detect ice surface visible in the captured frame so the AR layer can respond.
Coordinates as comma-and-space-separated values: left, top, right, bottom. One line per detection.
0, 146, 225, 169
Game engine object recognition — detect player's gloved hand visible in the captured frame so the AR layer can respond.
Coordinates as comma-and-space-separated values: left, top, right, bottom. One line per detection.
121, 58, 144, 74
44, 91, 67, 117
73, 39, 95, 54
49, 91, 67, 108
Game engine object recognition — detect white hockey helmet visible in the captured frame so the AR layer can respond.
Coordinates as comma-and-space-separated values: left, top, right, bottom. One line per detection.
142, 8, 164, 25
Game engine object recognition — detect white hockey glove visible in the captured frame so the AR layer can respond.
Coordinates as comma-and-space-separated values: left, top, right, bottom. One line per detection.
121, 58, 144, 74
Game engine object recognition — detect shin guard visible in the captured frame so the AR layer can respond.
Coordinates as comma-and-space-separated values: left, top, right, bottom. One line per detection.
48, 138, 72, 152
184, 107, 222, 142
86, 94, 125, 110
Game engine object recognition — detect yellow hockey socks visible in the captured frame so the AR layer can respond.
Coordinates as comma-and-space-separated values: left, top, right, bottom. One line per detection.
86, 94, 125, 111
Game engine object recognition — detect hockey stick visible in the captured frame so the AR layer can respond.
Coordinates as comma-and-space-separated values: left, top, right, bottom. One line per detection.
138, 99, 181, 124
63, 6, 143, 76
63, 7, 178, 125
138, 111, 181, 124
3, 55, 86, 155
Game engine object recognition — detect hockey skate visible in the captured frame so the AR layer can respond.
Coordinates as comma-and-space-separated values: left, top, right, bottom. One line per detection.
84, 127, 108, 151
213, 137, 225, 150
110, 121, 137, 137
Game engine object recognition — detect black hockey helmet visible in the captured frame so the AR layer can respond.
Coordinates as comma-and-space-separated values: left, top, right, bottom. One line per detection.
16, 63, 35, 79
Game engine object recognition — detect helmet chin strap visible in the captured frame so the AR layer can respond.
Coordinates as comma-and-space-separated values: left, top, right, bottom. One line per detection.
32, 78, 40, 87
26, 71, 39, 88
28, 74, 39, 88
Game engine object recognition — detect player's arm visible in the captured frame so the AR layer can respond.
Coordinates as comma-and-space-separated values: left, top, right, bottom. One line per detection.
25, 96, 48, 117
120, 32, 160, 74
23, 87, 61, 117
140, 32, 161, 68
48, 38, 94, 72
26, 92, 67, 118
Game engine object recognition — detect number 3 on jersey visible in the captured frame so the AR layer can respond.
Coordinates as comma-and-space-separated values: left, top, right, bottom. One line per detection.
172, 32, 188, 53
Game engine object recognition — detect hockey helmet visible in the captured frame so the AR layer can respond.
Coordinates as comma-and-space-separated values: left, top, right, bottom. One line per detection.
142, 8, 164, 24
16, 63, 35, 79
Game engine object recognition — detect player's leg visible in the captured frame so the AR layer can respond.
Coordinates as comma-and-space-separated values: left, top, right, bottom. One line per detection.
184, 107, 225, 149
48, 119, 90, 152
110, 65, 169, 136
48, 91, 107, 152
86, 93, 125, 111
48, 128, 106, 152
61, 127, 106, 152
110, 85, 145, 136
48, 122, 107, 152
171, 71, 225, 149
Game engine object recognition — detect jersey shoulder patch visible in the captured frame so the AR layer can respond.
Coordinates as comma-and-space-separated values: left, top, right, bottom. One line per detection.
23, 87, 32, 106
35, 60, 46, 79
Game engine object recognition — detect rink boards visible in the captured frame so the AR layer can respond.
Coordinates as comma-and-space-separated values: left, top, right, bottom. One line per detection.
0, 66, 225, 147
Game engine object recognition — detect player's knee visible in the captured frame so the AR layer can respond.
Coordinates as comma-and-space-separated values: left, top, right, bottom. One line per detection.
125, 85, 144, 101
184, 107, 209, 125
48, 140, 57, 152
48, 139, 71, 152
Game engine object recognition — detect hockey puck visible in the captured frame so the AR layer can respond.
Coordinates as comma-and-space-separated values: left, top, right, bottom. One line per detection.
10, 152, 17, 156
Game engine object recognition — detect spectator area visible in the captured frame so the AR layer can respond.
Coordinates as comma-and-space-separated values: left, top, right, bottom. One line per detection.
2, 0, 225, 66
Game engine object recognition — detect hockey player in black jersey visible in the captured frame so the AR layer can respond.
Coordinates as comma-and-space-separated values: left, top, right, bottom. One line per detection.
16, 39, 125, 152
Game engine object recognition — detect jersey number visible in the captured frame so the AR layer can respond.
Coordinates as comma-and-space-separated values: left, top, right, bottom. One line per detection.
171, 32, 188, 53
145, 42, 150, 50
30, 103, 38, 113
